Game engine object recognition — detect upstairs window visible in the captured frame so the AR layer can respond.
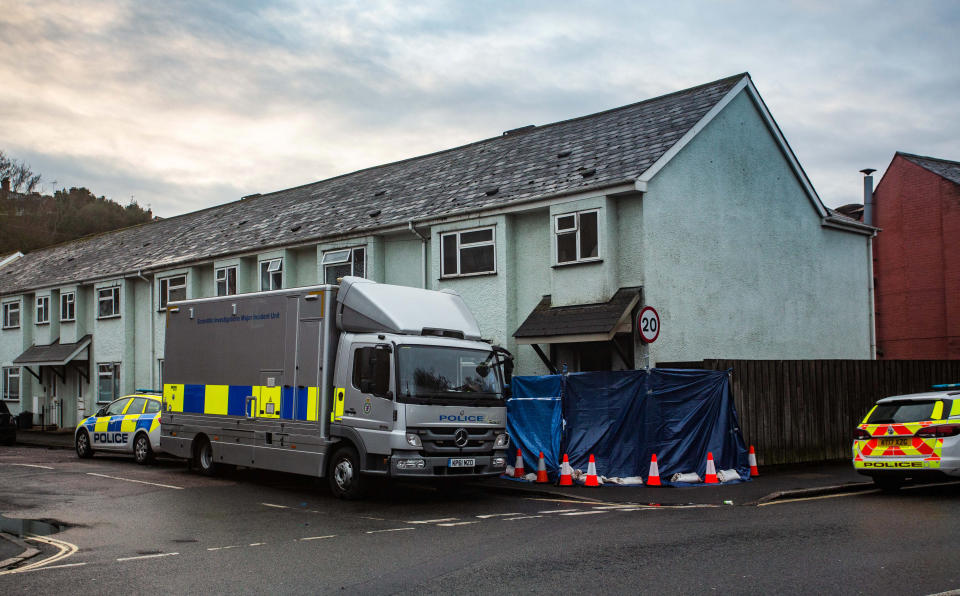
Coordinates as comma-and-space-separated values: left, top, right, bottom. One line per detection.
322, 247, 365, 284
441, 227, 496, 277
2, 301, 20, 329
60, 292, 76, 322
159, 275, 187, 309
98, 287, 121, 319
555, 210, 599, 264
2, 367, 19, 401
215, 266, 237, 296
35, 296, 50, 324
259, 258, 283, 291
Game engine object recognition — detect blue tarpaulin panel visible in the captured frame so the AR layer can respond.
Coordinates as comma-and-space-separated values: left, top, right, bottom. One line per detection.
506, 375, 563, 481
507, 368, 749, 483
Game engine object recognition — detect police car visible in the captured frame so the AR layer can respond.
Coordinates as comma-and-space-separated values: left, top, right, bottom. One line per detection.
75, 393, 163, 465
853, 384, 960, 491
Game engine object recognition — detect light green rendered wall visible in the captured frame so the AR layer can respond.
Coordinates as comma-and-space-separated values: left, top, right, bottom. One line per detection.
510, 211, 552, 375
383, 236, 422, 287
642, 89, 871, 362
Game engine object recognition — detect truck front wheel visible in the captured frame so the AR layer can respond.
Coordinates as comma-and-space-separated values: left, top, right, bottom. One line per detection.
329, 445, 365, 500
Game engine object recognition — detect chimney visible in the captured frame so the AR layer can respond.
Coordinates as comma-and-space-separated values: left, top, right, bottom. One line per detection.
1, 177, 9, 196
860, 168, 876, 226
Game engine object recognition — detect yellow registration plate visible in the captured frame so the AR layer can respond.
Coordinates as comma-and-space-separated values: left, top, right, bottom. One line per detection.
879, 438, 910, 447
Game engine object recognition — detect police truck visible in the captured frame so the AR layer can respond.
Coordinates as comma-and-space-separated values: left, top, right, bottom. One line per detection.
160, 277, 512, 498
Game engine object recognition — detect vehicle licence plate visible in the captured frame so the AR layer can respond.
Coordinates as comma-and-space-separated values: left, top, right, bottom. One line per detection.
448, 458, 475, 468
879, 438, 910, 447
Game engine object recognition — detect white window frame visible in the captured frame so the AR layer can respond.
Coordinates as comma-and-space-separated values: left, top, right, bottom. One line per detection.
321, 247, 366, 284
35, 295, 50, 325
440, 226, 497, 278
259, 258, 283, 291
97, 362, 120, 404
2, 300, 20, 329
2, 367, 20, 402
159, 274, 187, 310
97, 287, 121, 319
60, 292, 76, 322
215, 265, 238, 297
554, 209, 601, 265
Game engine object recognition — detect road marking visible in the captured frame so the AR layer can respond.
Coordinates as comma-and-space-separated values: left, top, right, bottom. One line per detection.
537, 509, 580, 514
208, 545, 240, 551
366, 527, 414, 534
261, 503, 289, 509
437, 521, 478, 527
592, 505, 640, 510
758, 490, 879, 507
299, 535, 336, 541
504, 515, 542, 521
475, 512, 522, 519
249, 542, 265, 547
9, 463, 55, 470
87, 472, 183, 490
0, 534, 79, 575
560, 510, 607, 516
406, 518, 458, 524
359, 516, 385, 521
23, 562, 87, 572
117, 552, 179, 562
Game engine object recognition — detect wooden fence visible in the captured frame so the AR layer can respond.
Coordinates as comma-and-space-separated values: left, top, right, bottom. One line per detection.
689, 360, 960, 465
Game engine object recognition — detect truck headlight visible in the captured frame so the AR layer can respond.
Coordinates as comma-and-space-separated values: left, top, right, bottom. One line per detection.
405, 433, 422, 448
494, 433, 509, 448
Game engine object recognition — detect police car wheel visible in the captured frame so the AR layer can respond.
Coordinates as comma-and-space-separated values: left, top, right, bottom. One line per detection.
76, 430, 94, 459
134, 434, 154, 465
194, 436, 217, 476
329, 446, 365, 500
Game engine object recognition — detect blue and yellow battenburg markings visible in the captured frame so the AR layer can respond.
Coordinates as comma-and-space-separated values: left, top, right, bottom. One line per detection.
163, 384, 321, 421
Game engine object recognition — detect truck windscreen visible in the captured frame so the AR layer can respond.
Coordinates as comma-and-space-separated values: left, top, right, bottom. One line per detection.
396, 345, 503, 405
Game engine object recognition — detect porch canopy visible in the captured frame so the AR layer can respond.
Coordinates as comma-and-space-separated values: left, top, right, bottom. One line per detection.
513, 287, 640, 373
13, 334, 92, 382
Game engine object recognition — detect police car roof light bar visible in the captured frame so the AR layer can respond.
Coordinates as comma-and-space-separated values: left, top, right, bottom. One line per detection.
135, 388, 163, 395
932, 383, 960, 389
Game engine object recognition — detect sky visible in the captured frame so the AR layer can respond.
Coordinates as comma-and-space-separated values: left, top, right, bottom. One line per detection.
1, 0, 958, 218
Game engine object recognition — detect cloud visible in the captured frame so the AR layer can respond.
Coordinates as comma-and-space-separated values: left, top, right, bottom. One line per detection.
1, 0, 958, 217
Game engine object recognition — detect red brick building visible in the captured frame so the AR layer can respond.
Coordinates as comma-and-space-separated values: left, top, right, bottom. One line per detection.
874, 152, 960, 359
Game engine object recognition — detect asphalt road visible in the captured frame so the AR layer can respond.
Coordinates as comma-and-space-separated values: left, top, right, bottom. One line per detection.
1, 446, 959, 595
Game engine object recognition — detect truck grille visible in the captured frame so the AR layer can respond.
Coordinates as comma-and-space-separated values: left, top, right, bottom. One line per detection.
408, 427, 496, 455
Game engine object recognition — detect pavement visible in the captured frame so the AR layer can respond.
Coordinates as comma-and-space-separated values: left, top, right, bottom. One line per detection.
10, 428, 874, 506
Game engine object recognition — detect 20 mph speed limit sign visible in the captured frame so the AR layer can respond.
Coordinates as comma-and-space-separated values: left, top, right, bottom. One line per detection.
638, 306, 660, 343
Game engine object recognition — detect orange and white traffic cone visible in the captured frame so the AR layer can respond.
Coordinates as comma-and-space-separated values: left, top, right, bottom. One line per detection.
704, 452, 718, 484
584, 454, 600, 487
748, 445, 759, 477
647, 453, 662, 486
513, 448, 525, 478
536, 451, 549, 483
559, 454, 573, 486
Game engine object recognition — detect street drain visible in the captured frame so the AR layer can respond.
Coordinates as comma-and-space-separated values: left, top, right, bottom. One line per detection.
0, 515, 66, 538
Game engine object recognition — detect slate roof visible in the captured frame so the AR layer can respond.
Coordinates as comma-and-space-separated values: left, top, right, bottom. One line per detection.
514, 287, 641, 339
0, 74, 747, 296
899, 152, 960, 186
13, 334, 91, 365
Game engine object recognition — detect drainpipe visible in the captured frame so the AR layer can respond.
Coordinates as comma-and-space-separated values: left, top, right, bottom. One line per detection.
860, 169, 877, 359
407, 221, 428, 289
137, 269, 156, 388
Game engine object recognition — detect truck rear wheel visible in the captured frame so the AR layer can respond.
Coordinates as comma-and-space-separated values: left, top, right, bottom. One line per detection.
194, 436, 218, 476
329, 445, 365, 500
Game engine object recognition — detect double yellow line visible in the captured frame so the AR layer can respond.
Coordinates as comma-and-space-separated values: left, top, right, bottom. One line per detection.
0, 533, 79, 575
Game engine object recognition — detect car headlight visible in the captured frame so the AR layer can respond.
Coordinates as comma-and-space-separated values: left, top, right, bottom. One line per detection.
494, 433, 509, 448
405, 433, 422, 448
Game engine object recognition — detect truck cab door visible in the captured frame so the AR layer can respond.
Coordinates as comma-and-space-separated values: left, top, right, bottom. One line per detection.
340, 344, 394, 436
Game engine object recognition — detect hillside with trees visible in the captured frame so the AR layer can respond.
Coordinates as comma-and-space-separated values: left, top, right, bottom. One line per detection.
0, 151, 154, 255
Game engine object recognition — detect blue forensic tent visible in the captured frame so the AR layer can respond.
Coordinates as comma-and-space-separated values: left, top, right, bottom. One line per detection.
506, 368, 749, 483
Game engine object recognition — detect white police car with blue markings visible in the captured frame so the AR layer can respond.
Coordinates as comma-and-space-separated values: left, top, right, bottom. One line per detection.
75, 393, 163, 465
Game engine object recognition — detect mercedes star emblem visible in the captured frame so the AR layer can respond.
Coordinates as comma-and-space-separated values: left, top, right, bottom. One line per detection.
454, 428, 469, 448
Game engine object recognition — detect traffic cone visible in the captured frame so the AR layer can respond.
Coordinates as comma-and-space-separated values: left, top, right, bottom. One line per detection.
704, 452, 718, 484
748, 445, 759, 477
513, 448, 525, 478
559, 454, 573, 486
584, 454, 599, 487
536, 452, 549, 483
647, 453, 662, 486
